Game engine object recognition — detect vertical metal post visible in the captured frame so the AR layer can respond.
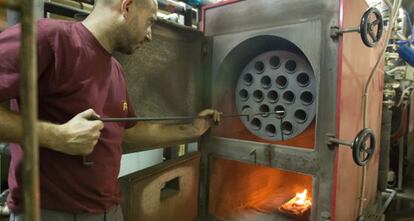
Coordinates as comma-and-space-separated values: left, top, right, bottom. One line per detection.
20, 0, 40, 220
397, 137, 404, 191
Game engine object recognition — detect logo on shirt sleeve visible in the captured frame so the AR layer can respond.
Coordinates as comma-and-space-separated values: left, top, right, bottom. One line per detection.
122, 100, 128, 112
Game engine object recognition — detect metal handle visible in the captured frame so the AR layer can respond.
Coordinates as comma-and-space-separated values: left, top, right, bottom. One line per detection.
330, 7, 383, 48
328, 128, 376, 166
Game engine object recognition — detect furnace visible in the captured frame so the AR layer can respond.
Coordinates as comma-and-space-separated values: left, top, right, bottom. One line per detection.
117, 0, 386, 220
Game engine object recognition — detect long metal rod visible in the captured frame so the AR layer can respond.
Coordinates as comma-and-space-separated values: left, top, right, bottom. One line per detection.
397, 137, 404, 190
20, 0, 40, 219
96, 111, 285, 122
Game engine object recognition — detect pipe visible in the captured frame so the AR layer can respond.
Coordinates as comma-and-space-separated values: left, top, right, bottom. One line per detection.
381, 188, 397, 214
390, 104, 408, 143
359, 0, 402, 216
396, 85, 414, 107
378, 108, 392, 192
385, 66, 405, 75
20, 0, 40, 220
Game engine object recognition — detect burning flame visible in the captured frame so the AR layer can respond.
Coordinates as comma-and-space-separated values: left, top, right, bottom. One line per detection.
279, 189, 312, 216
295, 189, 310, 205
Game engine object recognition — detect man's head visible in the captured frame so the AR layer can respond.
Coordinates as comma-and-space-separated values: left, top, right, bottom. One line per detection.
94, 0, 158, 54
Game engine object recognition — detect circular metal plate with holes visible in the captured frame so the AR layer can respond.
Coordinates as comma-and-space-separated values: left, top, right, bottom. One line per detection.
235, 50, 317, 141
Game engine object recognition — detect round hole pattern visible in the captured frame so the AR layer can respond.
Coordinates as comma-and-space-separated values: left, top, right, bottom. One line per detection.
235, 50, 317, 141
253, 90, 264, 102
270, 56, 281, 68
283, 91, 295, 103
259, 104, 270, 117
297, 72, 310, 87
251, 118, 262, 130
282, 121, 293, 135
300, 91, 314, 105
294, 109, 307, 123
274, 105, 286, 118
265, 124, 277, 137
255, 61, 265, 73
244, 73, 254, 86
239, 89, 249, 101
276, 75, 288, 89
267, 91, 279, 103
261, 76, 272, 89
285, 60, 297, 72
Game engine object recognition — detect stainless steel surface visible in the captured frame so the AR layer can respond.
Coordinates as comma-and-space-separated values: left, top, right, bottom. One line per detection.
235, 50, 316, 141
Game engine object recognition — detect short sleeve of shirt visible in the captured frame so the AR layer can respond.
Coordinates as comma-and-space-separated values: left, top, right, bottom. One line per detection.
124, 92, 136, 129
0, 21, 53, 102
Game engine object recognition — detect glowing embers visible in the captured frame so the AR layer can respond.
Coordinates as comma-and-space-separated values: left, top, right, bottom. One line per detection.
235, 50, 317, 141
279, 189, 312, 216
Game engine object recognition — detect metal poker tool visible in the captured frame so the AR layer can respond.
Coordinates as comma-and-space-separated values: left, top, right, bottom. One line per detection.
91, 111, 285, 123
82, 110, 285, 166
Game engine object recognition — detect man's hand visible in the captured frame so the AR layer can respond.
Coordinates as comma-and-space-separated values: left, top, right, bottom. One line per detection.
192, 109, 221, 136
53, 109, 104, 156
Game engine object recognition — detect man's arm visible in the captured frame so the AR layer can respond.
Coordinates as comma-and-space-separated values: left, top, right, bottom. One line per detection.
123, 109, 220, 152
0, 103, 104, 155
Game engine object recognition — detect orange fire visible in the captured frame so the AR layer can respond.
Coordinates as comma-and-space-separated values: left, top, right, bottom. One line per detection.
279, 189, 312, 216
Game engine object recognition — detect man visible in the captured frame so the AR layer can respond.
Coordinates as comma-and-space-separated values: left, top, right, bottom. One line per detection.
0, 0, 220, 220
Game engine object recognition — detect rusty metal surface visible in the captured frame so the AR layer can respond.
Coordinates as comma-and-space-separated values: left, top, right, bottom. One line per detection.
114, 20, 205, 119
200, 1, 340, 221
119, 152, 201, 221
334, 0, 384, 220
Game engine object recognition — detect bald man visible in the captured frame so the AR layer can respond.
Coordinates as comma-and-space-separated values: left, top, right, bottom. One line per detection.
0, 0, 220, 220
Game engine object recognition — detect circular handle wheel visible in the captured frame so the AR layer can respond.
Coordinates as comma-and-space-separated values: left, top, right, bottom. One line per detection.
352, 128, 376, 166
360, 7, 384, 47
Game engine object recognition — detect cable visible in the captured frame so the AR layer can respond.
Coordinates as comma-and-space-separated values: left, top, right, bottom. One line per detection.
359, 0, 402, 217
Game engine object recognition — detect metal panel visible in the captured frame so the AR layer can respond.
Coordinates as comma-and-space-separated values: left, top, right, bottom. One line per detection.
335, 0, 384, 220
115, 20, 205, 118
119, 152, 201, 221
204, 0, 337, 37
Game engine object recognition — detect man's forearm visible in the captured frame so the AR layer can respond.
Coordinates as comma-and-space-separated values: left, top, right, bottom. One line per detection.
0, 104, 62, 149
123, 122, 203, 153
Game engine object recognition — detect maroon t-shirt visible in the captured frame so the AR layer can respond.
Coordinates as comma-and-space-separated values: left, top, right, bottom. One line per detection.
0, 19, 136, 213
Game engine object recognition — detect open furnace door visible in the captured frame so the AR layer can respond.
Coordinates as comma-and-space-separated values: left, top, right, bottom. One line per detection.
115, 20, 207, 221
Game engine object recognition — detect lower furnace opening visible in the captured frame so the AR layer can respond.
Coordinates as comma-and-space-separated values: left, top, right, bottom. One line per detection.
208, 156, 313, 221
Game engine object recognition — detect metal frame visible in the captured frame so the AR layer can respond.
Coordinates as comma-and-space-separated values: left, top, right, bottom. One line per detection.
0, 0, 40, 220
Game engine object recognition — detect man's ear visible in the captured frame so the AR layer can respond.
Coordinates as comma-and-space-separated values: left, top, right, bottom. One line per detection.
120, 0, 133, 18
